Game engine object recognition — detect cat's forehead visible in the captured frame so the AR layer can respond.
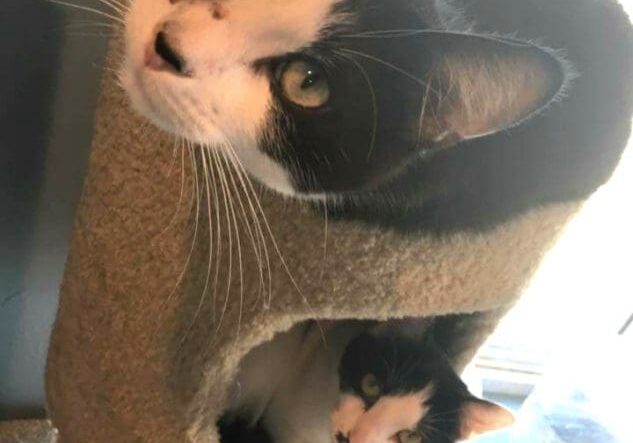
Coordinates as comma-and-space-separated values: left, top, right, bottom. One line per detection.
340, 335, 438, 390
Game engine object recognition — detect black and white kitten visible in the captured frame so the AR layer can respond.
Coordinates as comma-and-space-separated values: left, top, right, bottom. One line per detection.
333, 332, 513, 443
222, 322, 511, 443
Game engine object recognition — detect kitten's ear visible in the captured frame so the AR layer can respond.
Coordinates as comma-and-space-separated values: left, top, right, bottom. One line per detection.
458, 398, 515, 440
420, 33, 569, 144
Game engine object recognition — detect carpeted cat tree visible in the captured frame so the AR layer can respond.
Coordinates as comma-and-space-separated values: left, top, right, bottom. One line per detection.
2, 0, 630, 442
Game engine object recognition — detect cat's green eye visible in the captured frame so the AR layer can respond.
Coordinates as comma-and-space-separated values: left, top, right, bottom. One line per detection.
278, 60, 330, 108
397, 430, 422, 443
360, 373, 381, 399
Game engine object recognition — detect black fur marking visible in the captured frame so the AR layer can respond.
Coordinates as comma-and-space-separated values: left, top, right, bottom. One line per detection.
259, 0, 632, 233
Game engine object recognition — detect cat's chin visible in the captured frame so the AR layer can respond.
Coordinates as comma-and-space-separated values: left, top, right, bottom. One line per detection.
120, 67, 227, 146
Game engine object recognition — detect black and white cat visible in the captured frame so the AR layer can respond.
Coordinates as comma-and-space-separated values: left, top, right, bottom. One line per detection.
221, 321, 512, 443
333, 331, 513, 443
121, 0, 582, 231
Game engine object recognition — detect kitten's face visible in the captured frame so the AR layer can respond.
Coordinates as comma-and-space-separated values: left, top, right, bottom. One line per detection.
121, 0, 565, 199
332, 334, 513, 443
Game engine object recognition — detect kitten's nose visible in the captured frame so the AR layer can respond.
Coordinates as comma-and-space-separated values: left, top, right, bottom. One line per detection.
336, 432, 350, 443
145, 31, 187, 75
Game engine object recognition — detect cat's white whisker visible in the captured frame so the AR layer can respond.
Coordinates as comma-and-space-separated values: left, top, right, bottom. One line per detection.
223, 146, 277, 308
46, 0, 125, 25
166, 136, 180, 178
339, 48, 440, 94
222, 146, 268, 308
97, 0, 128, 16
176, 145, 216, 349
216, 152, 245, 340
106, 0, 129, 10
60, 21, 119, 32
149, 144, 195, 341
159, 142, 199, 312
224, 143, 272, 308
319, 201, 328, 282
210, 148, 234, 339
64, 31, 114, 38
94, 63, 119, 74
334, 50, 378, 160
338, 29, 431, 39
205, 148, 223, 325
158, 137, 187, 237
222, 147, 318, 321
416, 77, 433, 150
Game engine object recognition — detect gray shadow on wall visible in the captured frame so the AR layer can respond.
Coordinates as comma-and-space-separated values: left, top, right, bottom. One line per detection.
0, 0, 108, 419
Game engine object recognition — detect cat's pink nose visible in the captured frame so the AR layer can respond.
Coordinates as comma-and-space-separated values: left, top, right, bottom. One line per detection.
145, 31, 188, 75
144, 44, 167, 71
350, 424, 386, 443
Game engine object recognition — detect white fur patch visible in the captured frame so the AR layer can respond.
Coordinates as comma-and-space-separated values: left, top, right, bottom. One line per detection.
331, 394, 367, 439
332, 386, 434, 443
121, 0, 343, 194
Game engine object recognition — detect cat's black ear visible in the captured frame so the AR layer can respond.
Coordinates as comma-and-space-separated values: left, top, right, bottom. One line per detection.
458, 398, 515, 439
419, 32, 569, 144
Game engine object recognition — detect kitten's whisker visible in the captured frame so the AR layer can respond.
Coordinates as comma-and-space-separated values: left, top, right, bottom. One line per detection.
97, 0, 128, 16
217, 152, 245, 340
334, 50, 378, 160
158, 137, 187, 236
106, 0, 130, 11
206, 149, 223, 324
222, 147, 319, 327
339, 48, 440, 95
211, 148, 234, 338
46, 0, 125, 25
60, 21, 119, 30
94, 63, 119, 74
223, 146, 277, 308
222, 146, 267, 308
47, 21, 119, 38
224, 143, 272, 308
176, 146, 216, 349
167, 136, 180, 177
416, 77, 433, 149
151, 143, 196, 342
64, 32, 113, 38
319, 201, 328, 282
338, 29, 458, 39
160, 142, 200, 310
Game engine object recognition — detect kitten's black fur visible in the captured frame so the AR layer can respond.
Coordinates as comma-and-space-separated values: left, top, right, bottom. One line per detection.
262, 0, 632, 233
339, 333, 480, 443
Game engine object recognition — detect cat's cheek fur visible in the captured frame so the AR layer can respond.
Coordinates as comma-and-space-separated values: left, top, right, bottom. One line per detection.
229, 141, 297, 196
332, 389, 433, 443
331, 394, 365, 440
350, 393, 431, 443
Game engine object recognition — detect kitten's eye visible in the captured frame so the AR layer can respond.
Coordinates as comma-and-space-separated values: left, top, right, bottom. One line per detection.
397, 430, 422, 443
278, 60, 330, 108
360, 374, 381, 399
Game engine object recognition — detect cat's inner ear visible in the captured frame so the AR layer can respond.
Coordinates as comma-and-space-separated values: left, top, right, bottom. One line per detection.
420, 33, 567, 143
458, 398, 515, 440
